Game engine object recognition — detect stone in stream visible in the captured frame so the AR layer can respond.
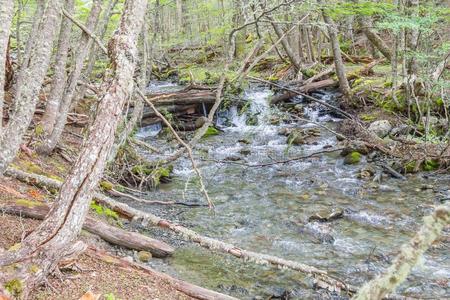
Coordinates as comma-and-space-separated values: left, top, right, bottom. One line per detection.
368, 120, 392, 138
340, 140, 369, 156
308, 208, 344, 223
286, 128, 322, 146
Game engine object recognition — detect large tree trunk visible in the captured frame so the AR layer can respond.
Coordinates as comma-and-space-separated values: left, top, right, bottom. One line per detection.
38, 0, 103, 154
39, 0, 75, 135
0, 0, 64, 175
76, 0, 119, 102
359, 17, 392, 62
0, 0, 147, 297
320, 2, 352, 100
0, 0, 14, 134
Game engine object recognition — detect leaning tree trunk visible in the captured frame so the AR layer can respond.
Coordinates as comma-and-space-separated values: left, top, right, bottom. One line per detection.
319, 1, 352, 100
76, 0, 119, 102
0, 0, 64, 175
38, 0, 103, 154
0, 0, 14, 134
0, 0, 147, 297
39, 0, 75, 135
268, 15, 302, 71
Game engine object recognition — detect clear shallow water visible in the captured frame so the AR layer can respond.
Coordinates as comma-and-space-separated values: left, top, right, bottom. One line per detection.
132, 83, 450, 299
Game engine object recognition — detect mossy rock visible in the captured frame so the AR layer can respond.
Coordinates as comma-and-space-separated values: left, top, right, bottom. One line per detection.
137, 251, 152, 263
344, 151, 362, 165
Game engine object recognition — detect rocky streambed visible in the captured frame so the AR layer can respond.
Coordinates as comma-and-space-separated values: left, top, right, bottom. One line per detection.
123, 82, 449, 299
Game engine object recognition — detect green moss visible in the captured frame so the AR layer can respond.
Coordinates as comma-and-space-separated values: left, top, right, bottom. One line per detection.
202, 126, 220, 138
15, 199, 44, 208
90, 201, 120, 223
8, 243, 21, 252
48, 174, 64, 182
404, 161, 418, 173
100, 180, 114, 191
344, 151, 362, 165
422, 159, 440, 171
360, 113, 377, 122
34, 124, 45, 136
5, 279, 23, 297
29, 264, 40, 274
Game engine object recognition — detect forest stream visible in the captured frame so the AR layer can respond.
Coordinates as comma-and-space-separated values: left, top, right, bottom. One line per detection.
114, 82, 450, 299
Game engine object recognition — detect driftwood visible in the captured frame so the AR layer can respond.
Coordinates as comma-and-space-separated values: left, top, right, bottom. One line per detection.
0, 203, 174, 258
88, 247, 237, 300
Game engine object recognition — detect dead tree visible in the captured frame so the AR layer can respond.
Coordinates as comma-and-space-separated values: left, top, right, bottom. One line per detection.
0, 0, 14, 134
0, 0, 148, 297
0, 0, 64, 175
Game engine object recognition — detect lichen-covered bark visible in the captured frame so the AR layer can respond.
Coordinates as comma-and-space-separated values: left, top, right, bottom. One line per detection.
38, 0, 103, 154
76, 0, 119, 102
0, 0, 148, 296
0, 0, 63, 175
0, 0, 14, 134
40, 0, 75, 134
353, 204, 449, 300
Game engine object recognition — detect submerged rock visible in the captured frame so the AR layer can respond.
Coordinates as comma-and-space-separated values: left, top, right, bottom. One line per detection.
308, 208, 344, 222
340, 140, 369, 156
368, 120, 392, 138
195, 116, 208, 128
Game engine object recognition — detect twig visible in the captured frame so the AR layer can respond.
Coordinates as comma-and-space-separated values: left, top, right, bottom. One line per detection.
61, 9, 108, 55
202, 147, 344, 168
108, 188, 207, 207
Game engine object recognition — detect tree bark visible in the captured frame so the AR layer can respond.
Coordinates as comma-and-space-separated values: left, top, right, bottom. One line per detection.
268, 16, 302, 71
0, 0, 148, 296
39, 0, 75, 135
0, 0, 64, 175
13, 0, 45, 91
0, 0, 14, 134
38, 0, 103, 154
76, 0, 119, 102
319, 2, 352, 100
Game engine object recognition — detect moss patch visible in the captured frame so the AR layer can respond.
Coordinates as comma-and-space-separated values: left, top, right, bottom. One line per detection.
5, 279, 23, 297
344, 151, 362, 165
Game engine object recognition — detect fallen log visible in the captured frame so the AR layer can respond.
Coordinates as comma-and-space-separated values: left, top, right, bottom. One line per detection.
148, 91, 216, 106
270, 79, 337, 104
88, 247, 237, 300
270, 60, 382, 105
142, 104, 197, 119
0, 203, 174, 258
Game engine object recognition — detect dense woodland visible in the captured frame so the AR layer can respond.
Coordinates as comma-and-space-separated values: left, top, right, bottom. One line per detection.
0, 0, 449, 299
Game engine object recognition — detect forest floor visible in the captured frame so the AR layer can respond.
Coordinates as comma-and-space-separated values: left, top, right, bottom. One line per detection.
0, 128, 195, 300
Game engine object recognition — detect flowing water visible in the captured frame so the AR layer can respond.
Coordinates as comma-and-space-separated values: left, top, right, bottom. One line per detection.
131, 82, 450, 299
